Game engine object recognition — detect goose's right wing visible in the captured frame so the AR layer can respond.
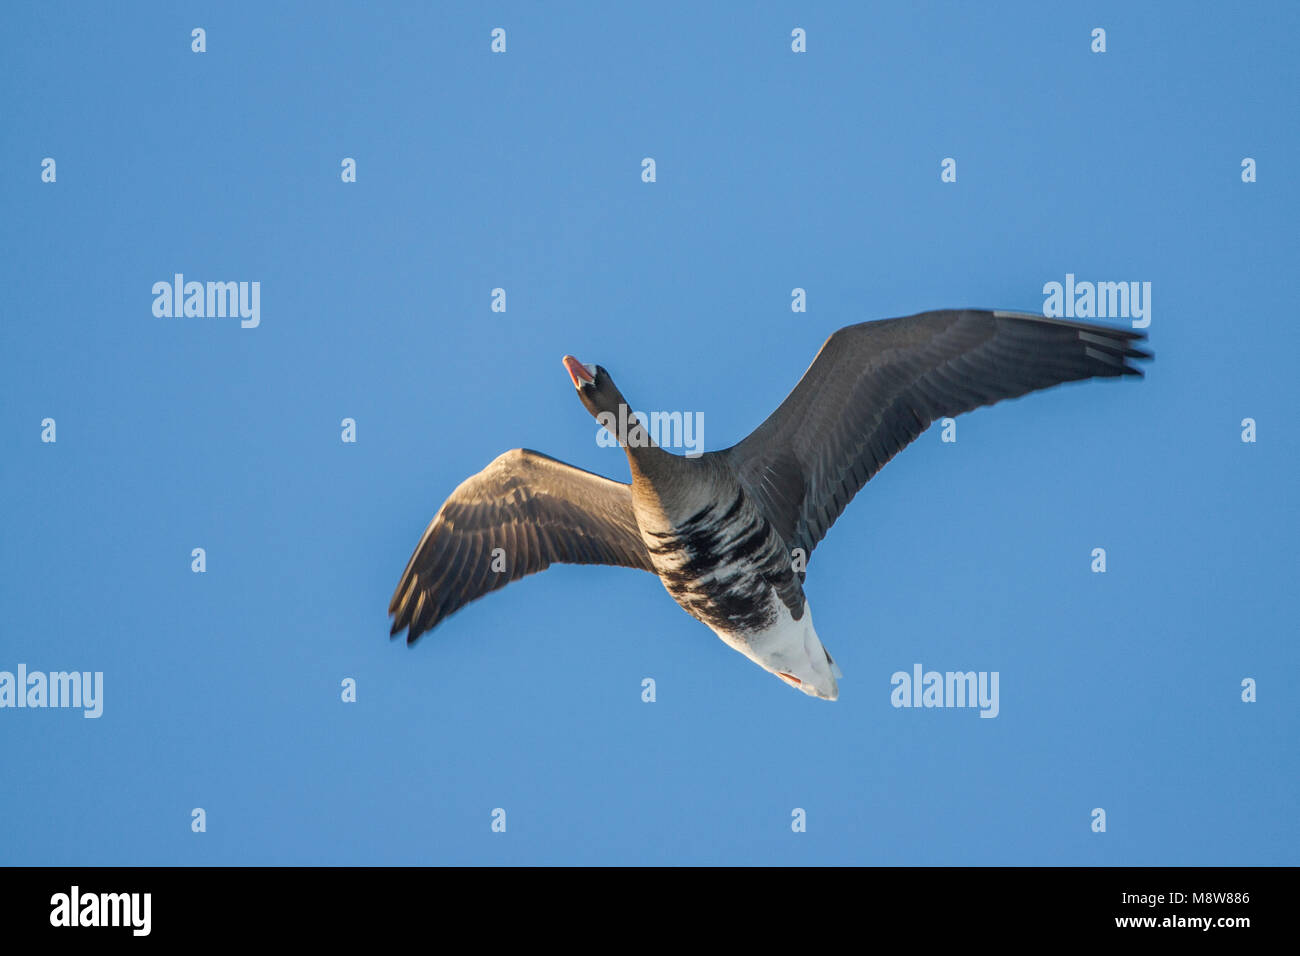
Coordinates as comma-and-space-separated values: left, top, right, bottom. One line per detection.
389, 448, 655, 643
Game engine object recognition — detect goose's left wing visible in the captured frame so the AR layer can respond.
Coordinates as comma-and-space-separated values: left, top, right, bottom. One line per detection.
724, 309, 1151, 562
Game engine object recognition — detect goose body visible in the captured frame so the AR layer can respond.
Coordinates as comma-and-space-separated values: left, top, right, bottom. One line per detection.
389, 309, 1151, 699
628, 456, 840, 697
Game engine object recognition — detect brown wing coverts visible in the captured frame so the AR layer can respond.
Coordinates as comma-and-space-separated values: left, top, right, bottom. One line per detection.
389, 449, 654, 642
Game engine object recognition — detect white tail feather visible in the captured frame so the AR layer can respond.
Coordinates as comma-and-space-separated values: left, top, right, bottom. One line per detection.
713, 601, 839, 700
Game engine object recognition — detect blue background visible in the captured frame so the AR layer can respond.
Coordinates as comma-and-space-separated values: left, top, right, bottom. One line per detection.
2, 1, 1296, 865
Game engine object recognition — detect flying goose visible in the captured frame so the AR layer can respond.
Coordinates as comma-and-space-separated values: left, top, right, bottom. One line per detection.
389, 309, 1150, 699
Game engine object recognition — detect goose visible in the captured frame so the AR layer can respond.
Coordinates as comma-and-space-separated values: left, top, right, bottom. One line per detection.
388, 309, 1150, 699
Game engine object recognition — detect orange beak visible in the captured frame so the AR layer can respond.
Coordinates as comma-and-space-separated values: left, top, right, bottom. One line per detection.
562, 355, 595, 388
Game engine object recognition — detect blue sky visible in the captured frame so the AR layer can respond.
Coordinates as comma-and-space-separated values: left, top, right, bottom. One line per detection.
1, 1, 1296, 865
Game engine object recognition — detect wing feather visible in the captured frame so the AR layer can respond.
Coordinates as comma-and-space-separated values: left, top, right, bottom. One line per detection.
389, 448, 654, 642
725, 309, 1151, 561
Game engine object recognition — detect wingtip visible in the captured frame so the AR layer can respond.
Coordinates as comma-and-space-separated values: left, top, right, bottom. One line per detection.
387, 613, 429, 644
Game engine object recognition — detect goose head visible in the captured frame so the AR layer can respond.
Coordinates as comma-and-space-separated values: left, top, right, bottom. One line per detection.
562, 355, 627, 421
